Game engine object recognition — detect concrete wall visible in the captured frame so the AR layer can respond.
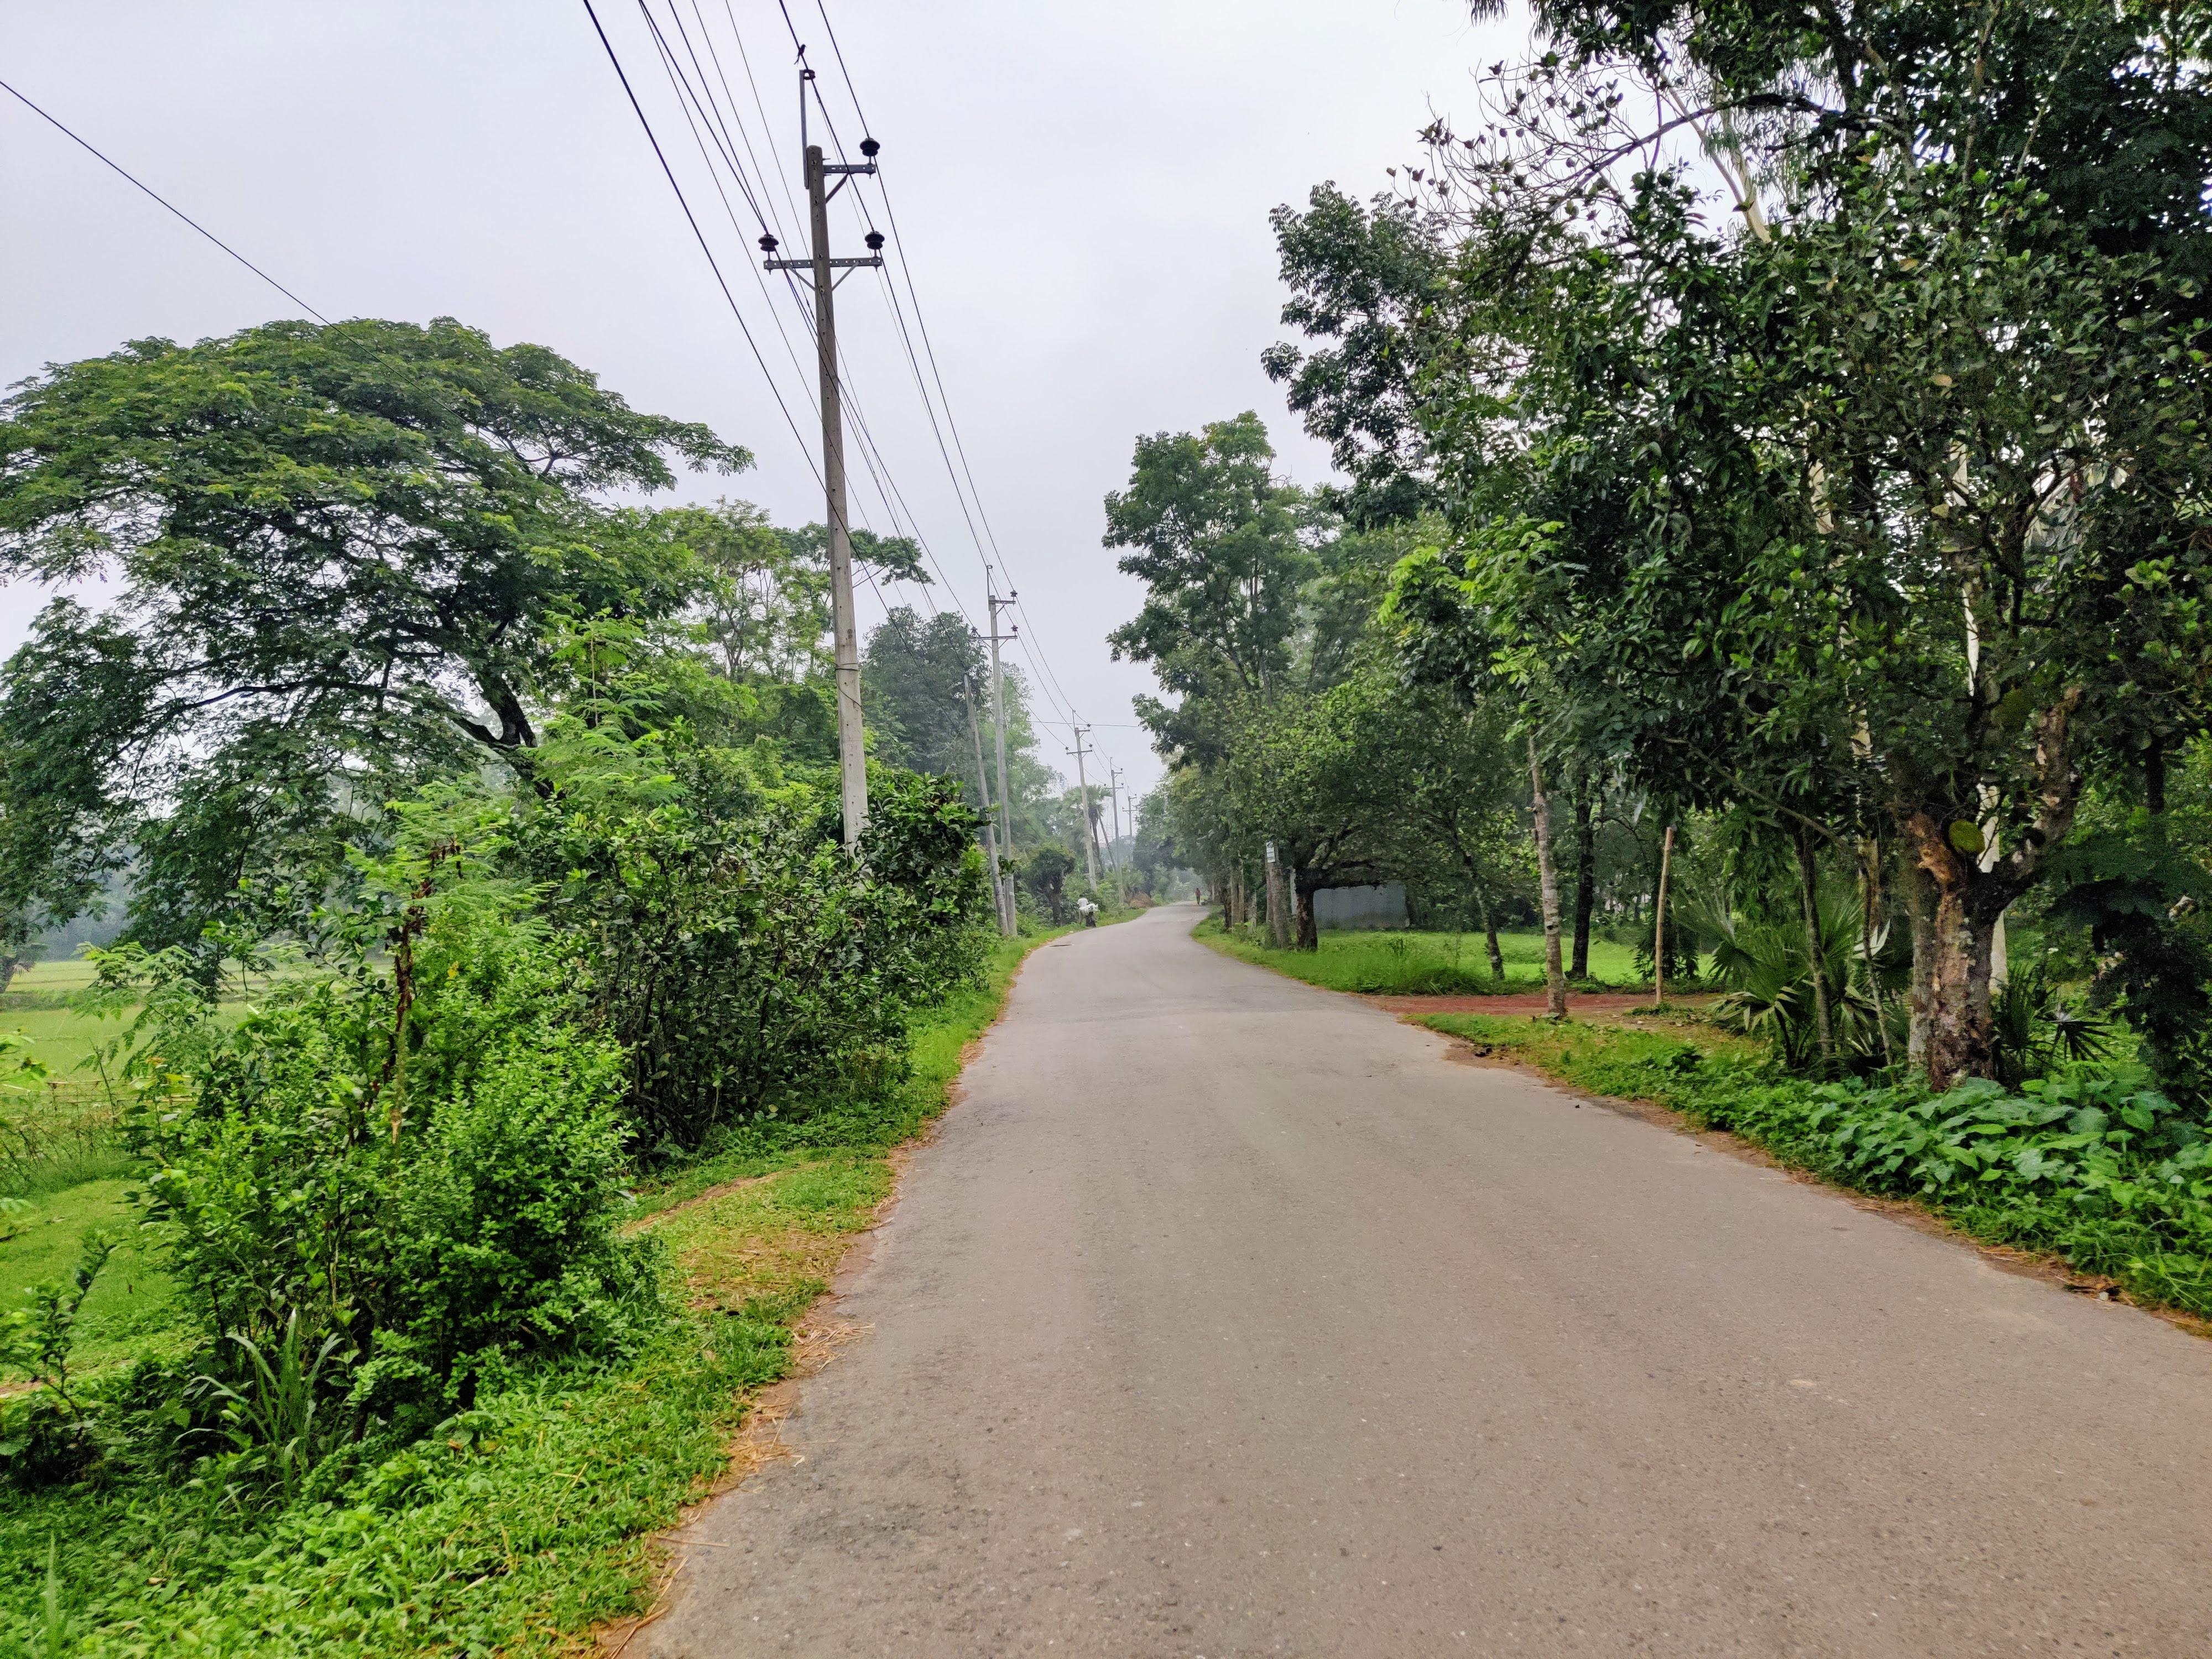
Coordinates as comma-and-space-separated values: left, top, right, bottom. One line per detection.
1313, 883, 1409, 931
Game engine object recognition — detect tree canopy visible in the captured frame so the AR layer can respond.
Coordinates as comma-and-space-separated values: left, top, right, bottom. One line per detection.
0, 317, 748, 947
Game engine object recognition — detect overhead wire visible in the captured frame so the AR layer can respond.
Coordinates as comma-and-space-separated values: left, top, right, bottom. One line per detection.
0, 76, 329, 323
633, 0, 963, 636
580, 0, 825, 498
649, 1, 972, 631
618, 0, 1090, 782
797, 3, 1094, 732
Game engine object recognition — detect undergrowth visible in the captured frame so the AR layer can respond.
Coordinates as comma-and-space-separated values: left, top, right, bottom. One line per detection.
1417, 1011, 2212, 1321
0, 928, 1058, 1656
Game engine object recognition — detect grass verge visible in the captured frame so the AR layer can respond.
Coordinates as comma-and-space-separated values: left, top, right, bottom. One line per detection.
1413, 1009, 2212, 1326
1195, 913, 1656, 994
0, 930, 1057, 1657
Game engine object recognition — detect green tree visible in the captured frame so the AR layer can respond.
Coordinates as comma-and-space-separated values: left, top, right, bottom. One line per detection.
862, 607, 988, 783
1376, 2, 2212, 1082
0, 317, 745, 951
1104, 411, 1315, 755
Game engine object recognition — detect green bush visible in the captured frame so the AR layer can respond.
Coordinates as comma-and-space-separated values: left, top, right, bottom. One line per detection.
525, 733, 988, 1153
56, 849, 659, 1485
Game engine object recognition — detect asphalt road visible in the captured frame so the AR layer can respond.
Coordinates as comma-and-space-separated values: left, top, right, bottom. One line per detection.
645, 905, 2212, 1657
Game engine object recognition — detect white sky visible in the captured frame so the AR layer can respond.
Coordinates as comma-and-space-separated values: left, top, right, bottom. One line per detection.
1, 0, 1525, 800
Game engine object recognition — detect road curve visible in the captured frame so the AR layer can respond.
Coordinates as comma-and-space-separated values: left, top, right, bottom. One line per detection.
645, 904, 2212, 1657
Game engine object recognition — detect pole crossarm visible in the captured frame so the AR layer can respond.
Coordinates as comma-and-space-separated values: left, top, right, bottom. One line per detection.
765, 255, 884, 270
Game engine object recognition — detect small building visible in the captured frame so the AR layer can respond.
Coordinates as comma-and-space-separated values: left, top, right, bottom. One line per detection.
1313, 883, 1408, 931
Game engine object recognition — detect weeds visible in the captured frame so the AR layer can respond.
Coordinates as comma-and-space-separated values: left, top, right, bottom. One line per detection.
1417, 1011, 2212, 1321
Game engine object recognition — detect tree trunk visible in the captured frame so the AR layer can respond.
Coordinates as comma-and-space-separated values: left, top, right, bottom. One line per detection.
1571, 792, 1595, 979
1653, 823, 1675, 1006
1229, 865, 1246, 931
1473, 880, 1504, 982
1860, 839, 1894, 1069
1294, 878, 1319, 951
1794, 821, 1837, 1065
1901, 816, 2016, 1089
1527, 735, 1568, 1018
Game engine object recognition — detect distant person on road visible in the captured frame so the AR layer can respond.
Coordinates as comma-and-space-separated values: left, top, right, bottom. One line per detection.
1077, 896, 1098, 928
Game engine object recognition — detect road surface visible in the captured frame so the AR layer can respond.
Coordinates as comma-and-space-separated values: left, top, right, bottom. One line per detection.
645, 904, 2212, 1657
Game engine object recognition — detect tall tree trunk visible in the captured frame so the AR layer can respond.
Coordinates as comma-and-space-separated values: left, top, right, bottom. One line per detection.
1652, 823, 1675, 1006
1794, 821, 1837, 1065
1860, 839, 1894, 1069
1571, 792, 1595, 979
1527, 736, 1568, 1018
1472, 878, 1504, 982
1901, 817, 2012, 1089
1294, 877, 1319, 951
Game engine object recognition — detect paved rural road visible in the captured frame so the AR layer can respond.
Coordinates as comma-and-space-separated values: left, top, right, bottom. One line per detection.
645, 905, 2212, 1657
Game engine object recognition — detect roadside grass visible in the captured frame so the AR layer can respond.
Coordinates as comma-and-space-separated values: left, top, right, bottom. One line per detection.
1196, 915, 1660, 993
0, 1181, 181, 1375
0, 930, 1056, 1656
1413, 1009, 2212, 1324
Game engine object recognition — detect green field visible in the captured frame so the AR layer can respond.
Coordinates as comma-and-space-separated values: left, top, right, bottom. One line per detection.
1198, 919, 1657, 994
7, 959, 102, 994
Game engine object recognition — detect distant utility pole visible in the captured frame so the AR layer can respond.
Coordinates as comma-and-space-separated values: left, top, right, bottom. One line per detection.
983, 571, 1020, 919
1107, 765, 1126, 872
1069, 724, 1100, 889
961, 675, 1014, 937
761, 64, 883, 848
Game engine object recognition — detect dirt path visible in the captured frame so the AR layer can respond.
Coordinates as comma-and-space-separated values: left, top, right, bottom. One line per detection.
643, 905, 2212, 1658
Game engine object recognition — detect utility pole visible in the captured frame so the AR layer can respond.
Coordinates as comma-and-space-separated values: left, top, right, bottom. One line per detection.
760, 67, 883, 848
1069, 724, 1100, 889
1107, 764, 1126, 872
962, 675, 1014, 937
983, 572, 1019, 922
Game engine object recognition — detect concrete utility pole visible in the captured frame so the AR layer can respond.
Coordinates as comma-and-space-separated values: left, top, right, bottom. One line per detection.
962, 676, 1014, 937
761, 70, 883, 848
1107, 764, 1125, 872
1264, 840, 1291, 949
983, 572, 1019, 920
1069, 724, 1100, 889
960, 677, 1013, 938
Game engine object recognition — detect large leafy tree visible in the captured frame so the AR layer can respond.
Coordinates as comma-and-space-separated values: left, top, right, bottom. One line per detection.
1263, 184, 1451, 528
1103, 411, 1314, 754
0, 317, 747, 948
862, 606, 989, 785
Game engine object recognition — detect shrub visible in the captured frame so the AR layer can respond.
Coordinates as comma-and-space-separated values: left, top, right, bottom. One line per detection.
524, 732, 988, 1152
85, 841, 659, 1478
1695, 1066, 2212, 1312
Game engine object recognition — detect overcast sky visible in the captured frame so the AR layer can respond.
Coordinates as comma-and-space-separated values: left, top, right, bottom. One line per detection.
1, 0, 1524, 800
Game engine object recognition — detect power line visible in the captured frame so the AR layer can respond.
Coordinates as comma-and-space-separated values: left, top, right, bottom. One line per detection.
0, 76, 329, 324
580, 0, 825, 493
642, 4, 974, 633
802, 5, 1092, 728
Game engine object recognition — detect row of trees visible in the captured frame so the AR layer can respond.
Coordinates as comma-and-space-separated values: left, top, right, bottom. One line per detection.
1105, 410, 1662, 967
1121, 0, 2212, 1093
